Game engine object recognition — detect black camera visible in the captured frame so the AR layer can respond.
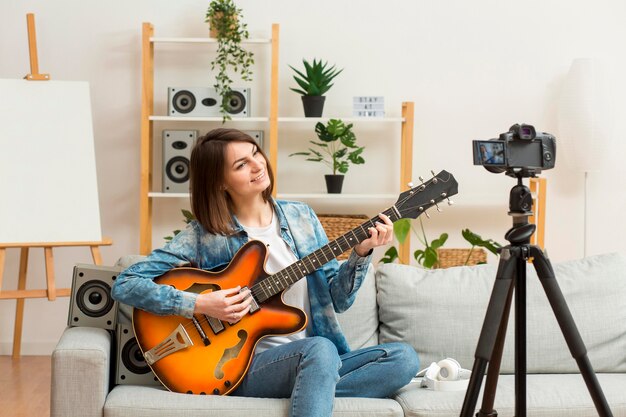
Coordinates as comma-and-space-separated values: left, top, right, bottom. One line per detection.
472, 124, 556, 177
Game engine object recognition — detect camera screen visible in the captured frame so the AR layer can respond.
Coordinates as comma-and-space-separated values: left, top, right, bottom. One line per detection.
473, 140, 505, 166
507, 141, 543, 168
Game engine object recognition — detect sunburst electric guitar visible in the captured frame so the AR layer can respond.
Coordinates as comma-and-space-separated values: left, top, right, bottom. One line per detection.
132, 170, 458, 395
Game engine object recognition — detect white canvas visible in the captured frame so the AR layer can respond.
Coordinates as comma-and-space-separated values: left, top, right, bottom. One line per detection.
0, 79, 102, 243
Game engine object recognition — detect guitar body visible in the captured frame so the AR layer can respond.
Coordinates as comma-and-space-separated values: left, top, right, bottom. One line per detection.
132, 240, 307, 395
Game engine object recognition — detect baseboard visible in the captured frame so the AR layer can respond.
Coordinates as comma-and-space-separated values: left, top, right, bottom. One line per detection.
0, 341, 57, 356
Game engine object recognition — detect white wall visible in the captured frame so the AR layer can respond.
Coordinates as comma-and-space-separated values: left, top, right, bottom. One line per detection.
1, 0, 625, 354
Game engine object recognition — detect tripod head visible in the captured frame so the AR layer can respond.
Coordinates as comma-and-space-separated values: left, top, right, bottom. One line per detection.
505, 175, 536, 245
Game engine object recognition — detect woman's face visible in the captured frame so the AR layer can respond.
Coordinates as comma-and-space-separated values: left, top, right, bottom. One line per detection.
222, 141, 271, 200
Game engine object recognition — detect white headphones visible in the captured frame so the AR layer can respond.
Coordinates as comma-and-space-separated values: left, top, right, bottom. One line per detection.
417, 358, 472, 391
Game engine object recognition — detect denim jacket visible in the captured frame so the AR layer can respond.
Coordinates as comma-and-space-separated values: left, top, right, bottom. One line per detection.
111, 199, 372, 355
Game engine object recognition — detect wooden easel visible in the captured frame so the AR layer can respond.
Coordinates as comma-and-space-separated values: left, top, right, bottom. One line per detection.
23, 13, 50, 81
0, 240, 112, 358
0, 14, 112, 358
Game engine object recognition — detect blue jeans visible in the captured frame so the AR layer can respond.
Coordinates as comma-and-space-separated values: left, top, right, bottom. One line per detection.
232, 337, 420, 417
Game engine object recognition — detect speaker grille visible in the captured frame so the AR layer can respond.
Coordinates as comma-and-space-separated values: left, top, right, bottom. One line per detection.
165, 156, 190, 184
225, 90, 246, 115
171, 90, 196, 114
76, 279, 115, 318
120, 330, 151, 375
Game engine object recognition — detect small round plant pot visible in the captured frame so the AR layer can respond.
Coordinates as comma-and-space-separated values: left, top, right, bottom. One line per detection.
302, 95, 326, 117
325, 174, 344, 194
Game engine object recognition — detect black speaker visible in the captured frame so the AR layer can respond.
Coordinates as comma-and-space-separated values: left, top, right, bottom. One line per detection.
162, 129, 264, 193
115, 323, 161, 386
167, 87, 250, 117
162, 130, 198, 193
67, 264, 121, 330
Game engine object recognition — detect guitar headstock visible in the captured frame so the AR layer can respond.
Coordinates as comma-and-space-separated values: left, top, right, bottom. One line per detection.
394, 170, 458, 220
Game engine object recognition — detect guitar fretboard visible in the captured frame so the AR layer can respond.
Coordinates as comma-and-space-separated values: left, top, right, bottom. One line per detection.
250, 207, 399, 303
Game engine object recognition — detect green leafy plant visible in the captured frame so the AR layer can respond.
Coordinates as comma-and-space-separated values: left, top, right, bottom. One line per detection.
164, 209, 196, 241
380, 218, 448, 268
289, 59, 343, 96
289, 119, 365, 175
379, 221, 501, 268
461, 229, 502, 263
205, 0, 254, 121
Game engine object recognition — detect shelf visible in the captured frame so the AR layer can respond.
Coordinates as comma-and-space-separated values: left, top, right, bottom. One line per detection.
148, 193, 508, 208
150, 116, 269, 122
278, 117, 404, 123
149, 116, 401, 123
277, 193, 397, 200
151, 37, 272, 44
149, 192, 189, 198
149, 192, 399, 201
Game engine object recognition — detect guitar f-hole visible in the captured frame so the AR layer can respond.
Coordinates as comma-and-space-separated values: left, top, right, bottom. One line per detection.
214, 329, 248, 380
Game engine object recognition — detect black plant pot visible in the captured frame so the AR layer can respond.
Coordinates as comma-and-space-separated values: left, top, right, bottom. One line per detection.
325, 174, 344, 194
301, 95, 326, 117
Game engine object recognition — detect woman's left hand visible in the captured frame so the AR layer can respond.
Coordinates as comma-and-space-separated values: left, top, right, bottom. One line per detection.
354, 213, 394, 257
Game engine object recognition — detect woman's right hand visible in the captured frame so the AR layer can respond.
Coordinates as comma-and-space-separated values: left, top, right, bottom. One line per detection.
193, 286, 252, 322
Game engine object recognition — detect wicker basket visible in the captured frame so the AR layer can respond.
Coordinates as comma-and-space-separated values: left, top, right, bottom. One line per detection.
436, 248, 487, 269
318, 214, 369, 260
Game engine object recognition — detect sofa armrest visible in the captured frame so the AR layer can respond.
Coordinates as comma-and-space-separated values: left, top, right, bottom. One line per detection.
51, 327, 111, 417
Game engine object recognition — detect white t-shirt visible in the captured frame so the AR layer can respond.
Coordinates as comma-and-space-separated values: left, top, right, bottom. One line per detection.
241, 211, 311, 354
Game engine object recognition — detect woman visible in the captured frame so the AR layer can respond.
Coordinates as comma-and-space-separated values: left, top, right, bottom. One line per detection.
112, 128, 419, 417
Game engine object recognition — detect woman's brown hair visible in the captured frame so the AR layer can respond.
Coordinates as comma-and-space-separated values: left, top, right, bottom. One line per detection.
190, 128, 274, 235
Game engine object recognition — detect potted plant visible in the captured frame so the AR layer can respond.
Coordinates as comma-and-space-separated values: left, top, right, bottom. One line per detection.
289, 59, 343, 117
289, 119, 364, 193
205, 0, 254, 121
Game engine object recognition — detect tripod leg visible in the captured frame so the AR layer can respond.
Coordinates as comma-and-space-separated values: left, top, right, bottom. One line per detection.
530, 246, 614, 417
460, 247, 518, 417
477, 278, 514, 417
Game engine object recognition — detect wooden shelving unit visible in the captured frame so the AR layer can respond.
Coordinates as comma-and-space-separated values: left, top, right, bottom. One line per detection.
138, 22, 415, 263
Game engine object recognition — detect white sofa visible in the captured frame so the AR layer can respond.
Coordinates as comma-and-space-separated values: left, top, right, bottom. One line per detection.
51, 252, 626, 417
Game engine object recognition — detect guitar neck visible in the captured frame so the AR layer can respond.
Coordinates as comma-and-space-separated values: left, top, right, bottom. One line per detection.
252, 206, 400, 303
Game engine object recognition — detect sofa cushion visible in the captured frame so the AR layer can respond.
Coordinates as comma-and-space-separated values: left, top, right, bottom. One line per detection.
336, 263, 379, 350
104, 385, 404, 417
394, 373, 626, 417
376, 252, 626, 374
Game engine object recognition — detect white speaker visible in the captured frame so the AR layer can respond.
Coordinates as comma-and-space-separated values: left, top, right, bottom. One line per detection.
419, 358, 471, 391
162, 130, 264, 193
162, 130, 197, 193
167, 87, 250, 117
115, 323, 161, 386
67, 264, 121, 330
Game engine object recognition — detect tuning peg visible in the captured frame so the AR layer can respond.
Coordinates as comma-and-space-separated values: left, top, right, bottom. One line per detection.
407, 182, 414, 189
430, 170, 438, 184
424, 210, 431, 219
447, 198, 454, 206
418, 176, 425, 183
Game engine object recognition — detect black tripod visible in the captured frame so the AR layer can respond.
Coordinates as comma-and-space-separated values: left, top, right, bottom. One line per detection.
459, 176, 613, 417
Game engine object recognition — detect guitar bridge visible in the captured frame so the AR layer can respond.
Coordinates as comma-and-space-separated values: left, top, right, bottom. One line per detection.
144, 323, 193, 365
